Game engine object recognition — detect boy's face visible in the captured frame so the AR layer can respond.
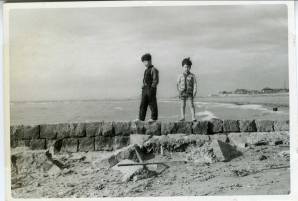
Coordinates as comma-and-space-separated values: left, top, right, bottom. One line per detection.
142, 60, 151, 67
182, 64, 191, 73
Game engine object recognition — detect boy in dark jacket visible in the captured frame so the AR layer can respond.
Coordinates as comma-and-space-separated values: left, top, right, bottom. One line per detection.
136, 53, 159, 122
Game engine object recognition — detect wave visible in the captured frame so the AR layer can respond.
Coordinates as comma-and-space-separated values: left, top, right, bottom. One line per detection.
196, 110, 218, 121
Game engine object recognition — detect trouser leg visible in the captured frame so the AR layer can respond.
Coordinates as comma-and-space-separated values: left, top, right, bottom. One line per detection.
139, 89, 148, 121
148, 87, 158, 120
149, 95, 158, 120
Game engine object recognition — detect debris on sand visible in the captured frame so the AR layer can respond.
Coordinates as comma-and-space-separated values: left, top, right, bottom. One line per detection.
112, 159, 144, 182
278, 150, 290, 161
231, 169, 250, 177
187, 140, 242, 163
259, 155, 268, 161
211, 140, 242, 162
187, 143, 217, 163
99, 144, 140, 168
48, 165, 61, 176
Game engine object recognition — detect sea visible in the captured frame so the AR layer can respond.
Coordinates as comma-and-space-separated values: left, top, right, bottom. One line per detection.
10, 94, 289, 125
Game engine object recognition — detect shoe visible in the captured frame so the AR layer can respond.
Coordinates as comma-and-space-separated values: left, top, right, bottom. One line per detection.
148, 119, 156, 123
179, 118, 185, 122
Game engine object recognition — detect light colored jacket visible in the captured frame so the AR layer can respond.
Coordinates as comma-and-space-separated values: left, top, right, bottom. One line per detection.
177, 72, 197, 96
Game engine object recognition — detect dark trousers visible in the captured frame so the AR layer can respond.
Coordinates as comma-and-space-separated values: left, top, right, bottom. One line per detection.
139, 86, 158, 121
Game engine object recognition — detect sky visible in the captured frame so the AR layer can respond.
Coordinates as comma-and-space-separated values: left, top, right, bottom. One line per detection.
9, 4, 288, 101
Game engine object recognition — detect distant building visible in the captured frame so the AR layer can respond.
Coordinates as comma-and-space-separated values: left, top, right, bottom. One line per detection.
249, 90, 260, 94
261, 87, 274, 93
218, 91, 232, 95
277, 88, 289, 93
261, 87, 289, 94
216, 87, 289, 96
234, 89, 249, 94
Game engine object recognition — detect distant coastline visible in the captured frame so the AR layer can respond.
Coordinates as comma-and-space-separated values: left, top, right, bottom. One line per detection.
216, 87, 289, 96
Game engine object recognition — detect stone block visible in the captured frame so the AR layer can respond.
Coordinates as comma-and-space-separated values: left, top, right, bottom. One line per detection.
255, 120, 274, 132
10, 125, 18, 139
113, 121, 131, 136
211, 140, 242, 162
143, 135, 167, 153
11, 125, 39, 139
228, 133, 248, 149
239, 120, 257, 132
246, 131, 289, 146
102, 122, 114, 136
210, 134, 228, 143
100, 144, 138, 168
10, 125, 24, 139
130, 134, 151, 147
208, 119, 223, 134
176, 122, 192, 134
60, 138, 78, 153
145, 121, 161, 135
11, 139, 30, 148
40, 123, 74, 139
246, 132, 268, 146
182, 134, 210, 146
192, 121, 208, 134
30, 139, 46, 150
161, 122, 177, 135
167, 133, 187, 140
85, 122, 102, 137
40, 124, 57, 139
10, 138, 18, 148
78, 137, 95, 152
17, 140, 31, 147
143, 134, 209, 152
23, 125, 40, 139
113, 136, 130, 150
274, 120, 289, 131
46, 139, 56, 149
95, 136, 114, 151
70, 123, 86, 137
223, 120, 240, 133
130, 121, 146, 134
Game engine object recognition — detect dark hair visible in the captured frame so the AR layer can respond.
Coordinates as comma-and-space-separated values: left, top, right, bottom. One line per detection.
182, 57, 192, 67
141, 53, 152, 62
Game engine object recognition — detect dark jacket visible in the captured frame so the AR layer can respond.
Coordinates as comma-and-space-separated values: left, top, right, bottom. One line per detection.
143, 65, 159, 88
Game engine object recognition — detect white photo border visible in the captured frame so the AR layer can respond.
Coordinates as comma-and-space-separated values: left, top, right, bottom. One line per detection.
2, 1, 297, 201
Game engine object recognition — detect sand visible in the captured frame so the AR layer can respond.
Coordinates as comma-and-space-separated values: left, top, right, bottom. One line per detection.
11, 144, 290, 198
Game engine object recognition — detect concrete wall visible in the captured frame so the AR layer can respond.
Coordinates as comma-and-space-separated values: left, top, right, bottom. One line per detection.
10, 119, 289, 152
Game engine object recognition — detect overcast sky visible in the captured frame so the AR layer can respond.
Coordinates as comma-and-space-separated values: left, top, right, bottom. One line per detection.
9, 4, 288, 101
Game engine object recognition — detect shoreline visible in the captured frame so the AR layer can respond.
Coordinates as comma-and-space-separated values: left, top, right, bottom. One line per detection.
10, 93, 289, 104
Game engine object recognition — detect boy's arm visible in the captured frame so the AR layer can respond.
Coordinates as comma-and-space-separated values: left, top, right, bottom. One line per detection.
151, 68, 159, 88
193, 75, 198, 97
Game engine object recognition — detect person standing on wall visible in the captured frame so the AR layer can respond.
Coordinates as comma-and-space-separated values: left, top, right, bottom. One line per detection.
136, 53, 159, 122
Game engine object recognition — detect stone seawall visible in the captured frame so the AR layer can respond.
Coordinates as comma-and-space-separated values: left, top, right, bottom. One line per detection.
10, 119, 289, 152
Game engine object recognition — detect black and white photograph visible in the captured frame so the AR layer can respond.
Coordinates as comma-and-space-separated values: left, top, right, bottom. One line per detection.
3, 1, 297, 199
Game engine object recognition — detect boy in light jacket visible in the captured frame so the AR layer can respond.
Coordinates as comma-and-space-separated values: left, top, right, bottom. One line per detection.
177, 57, 197, 122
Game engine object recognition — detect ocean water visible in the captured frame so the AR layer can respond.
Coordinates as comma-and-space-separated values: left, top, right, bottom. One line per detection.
10, 97, 289, 125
